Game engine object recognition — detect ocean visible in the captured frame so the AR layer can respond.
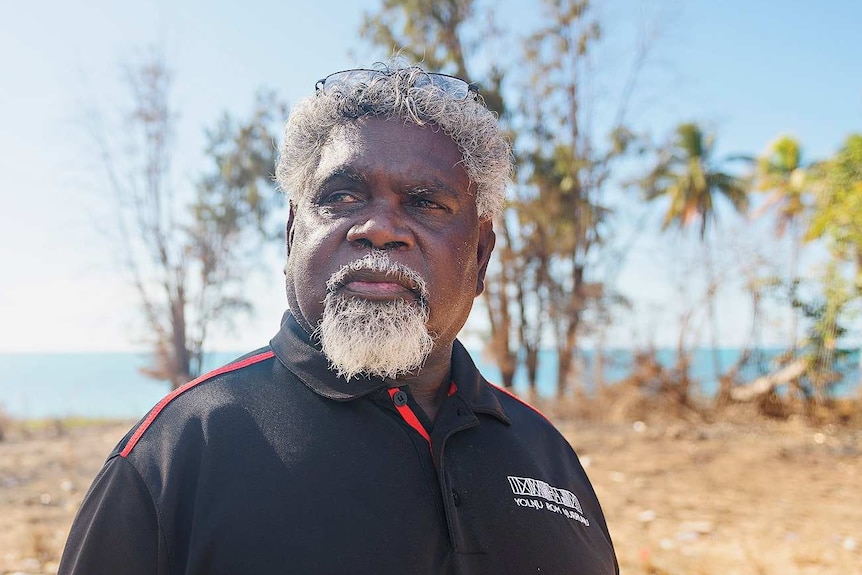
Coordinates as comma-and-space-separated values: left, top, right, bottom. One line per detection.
0, 348, 858, 420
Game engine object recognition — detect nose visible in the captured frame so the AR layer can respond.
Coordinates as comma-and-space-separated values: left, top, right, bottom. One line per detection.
345, 204, 415, 251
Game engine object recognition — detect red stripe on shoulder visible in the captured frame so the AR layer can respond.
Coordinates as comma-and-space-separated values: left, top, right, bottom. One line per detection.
489, 383, 554, 425
120, 350, 275, 458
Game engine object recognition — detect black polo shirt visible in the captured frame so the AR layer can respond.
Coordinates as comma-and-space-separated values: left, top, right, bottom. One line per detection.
59, 312, 618, 574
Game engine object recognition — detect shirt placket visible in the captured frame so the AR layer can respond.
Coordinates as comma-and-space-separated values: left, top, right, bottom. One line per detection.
384, 386, 482, 555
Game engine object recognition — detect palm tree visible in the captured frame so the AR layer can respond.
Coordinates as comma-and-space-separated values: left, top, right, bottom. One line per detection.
753, 135, 810, 351
645, 123, 749, 237
755, 136, 807, 236
642, 122, 750, 399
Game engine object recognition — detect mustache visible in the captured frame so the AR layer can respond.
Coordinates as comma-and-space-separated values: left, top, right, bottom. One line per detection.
326, 251, 429, 301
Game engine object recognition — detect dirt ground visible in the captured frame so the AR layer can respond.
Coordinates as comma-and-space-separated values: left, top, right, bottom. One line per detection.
0, 414, 860, 575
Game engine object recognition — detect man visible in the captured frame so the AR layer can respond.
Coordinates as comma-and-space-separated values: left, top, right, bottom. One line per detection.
59, 64, 618, 574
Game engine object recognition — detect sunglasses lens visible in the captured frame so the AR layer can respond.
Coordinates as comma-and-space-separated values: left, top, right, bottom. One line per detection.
322, 70, 383, 91
319, 69, 473, 99
413, 74, 469, 99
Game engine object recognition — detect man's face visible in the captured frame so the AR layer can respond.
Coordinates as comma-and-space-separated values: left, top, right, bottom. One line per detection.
285, 117, 495, 375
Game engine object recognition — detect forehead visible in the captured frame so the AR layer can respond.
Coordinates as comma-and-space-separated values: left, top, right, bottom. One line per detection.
312, 118, 473, 196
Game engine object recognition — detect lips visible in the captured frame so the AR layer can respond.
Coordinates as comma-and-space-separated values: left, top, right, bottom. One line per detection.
335, 270, 422, 300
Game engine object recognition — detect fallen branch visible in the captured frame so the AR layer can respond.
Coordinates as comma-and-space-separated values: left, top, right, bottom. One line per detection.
730, 359, 807, 402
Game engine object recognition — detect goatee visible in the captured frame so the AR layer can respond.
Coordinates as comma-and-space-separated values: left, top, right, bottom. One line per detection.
317, 252, 434, 381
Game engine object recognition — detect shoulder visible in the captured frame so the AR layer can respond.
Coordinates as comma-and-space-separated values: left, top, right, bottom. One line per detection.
115, 348, 279, 460
487, 383, 557, 430
485, 383, 579, 449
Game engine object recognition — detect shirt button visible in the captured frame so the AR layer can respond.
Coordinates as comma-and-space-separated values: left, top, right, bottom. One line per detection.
452, 489, 462, 506
393, 391, 408, 406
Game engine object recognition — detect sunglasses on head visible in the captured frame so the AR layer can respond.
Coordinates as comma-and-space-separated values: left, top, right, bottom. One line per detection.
315, 68, 479, 100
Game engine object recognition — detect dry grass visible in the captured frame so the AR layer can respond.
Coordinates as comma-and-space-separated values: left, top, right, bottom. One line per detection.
0, 420, 127, 575
554, 414, 861, 575
0, 400, 860, 575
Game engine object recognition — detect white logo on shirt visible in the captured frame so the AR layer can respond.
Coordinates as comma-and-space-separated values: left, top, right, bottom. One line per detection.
507, 475, 590, 526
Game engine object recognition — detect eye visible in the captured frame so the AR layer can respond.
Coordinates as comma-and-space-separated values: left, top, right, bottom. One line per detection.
321, 191, 360, 204
314, 189, 363, 216
413, 197, 445, 209
408, 191, 452, 212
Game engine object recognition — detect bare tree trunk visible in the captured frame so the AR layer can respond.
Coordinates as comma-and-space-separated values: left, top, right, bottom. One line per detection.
788, 220, 802, 353
517, 268, 543, 393
557, 348, 572, 399
703, 238, 727, 400
593, 328, 607, 393
555, 261, 585, 398
483, 218, 518, 388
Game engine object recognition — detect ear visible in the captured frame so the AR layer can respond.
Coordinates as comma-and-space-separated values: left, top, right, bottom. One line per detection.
475, 218, 496, 297
285, 204, 296, 258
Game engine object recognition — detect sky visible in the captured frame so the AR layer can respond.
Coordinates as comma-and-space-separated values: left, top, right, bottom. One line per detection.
1, 0, 860, 353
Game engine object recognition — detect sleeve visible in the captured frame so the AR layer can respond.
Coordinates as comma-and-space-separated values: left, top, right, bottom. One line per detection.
58, 455, 171, 575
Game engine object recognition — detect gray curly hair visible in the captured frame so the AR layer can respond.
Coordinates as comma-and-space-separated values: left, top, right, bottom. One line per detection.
275, 64, 511, 220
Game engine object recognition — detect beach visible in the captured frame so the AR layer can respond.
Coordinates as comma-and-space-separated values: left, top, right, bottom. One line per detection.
1, 414, 859, 574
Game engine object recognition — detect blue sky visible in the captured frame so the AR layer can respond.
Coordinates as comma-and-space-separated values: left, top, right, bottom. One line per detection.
1, 0, 860, 352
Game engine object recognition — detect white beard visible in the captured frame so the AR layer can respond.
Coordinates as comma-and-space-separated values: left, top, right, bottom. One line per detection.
317, 252, 434, 381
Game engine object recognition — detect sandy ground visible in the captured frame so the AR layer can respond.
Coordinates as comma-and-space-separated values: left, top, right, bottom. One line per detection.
0, 416, 860, 575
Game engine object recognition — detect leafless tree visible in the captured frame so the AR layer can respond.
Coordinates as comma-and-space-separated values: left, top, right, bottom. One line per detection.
89, 52, 283, 389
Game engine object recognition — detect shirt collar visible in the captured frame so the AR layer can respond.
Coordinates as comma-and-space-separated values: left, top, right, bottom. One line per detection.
270, 311, 388, 401
270, 311, 510, 424
448, 338, 510, 425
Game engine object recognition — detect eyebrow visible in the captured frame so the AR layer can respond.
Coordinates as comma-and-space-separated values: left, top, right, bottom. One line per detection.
317, 167, 367, 188
404, 179, 464, 199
